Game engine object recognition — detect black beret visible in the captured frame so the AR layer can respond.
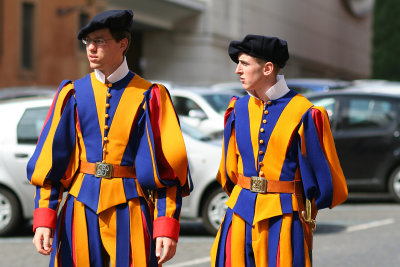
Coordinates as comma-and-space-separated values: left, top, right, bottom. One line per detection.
77, 9, 134, 40
228, 34, 289, 68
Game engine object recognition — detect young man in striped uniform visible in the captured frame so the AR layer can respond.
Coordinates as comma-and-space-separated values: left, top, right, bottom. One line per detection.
210, 34, 348, 267
28, 9, 191, 266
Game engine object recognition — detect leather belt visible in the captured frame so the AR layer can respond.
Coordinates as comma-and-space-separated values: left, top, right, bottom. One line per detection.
80, 161, 136, 179
237, 174, 302, 194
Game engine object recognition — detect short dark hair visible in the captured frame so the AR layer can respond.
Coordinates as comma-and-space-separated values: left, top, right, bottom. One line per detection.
110, 29, 132, 56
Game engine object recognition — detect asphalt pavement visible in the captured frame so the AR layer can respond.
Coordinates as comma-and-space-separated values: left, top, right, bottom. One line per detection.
1, 193, 399, 267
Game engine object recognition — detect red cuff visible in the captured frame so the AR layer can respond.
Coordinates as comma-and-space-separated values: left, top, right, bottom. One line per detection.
33, 208, 57, 234
153, 216, 180, 242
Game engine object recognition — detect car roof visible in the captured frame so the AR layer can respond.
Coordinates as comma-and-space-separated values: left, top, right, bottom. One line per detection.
306, 83, 400, 98
0, 86, 55, 101
170, 86, 238, 96
286, 78, 351, 92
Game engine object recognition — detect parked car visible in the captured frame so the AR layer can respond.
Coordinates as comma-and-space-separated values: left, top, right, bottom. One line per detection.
307, 85, 400, 202
0, 94, 226, 235
170, 87, 235, 135
286, 78, 350, 93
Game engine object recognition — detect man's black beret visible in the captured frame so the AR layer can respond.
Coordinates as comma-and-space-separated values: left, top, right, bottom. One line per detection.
228, 34, 289, 68
77, 9, 134, 40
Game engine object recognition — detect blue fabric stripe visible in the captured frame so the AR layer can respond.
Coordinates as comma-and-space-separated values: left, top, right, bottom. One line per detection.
46, 95, 76, 182
173, 186, 182, 220
156, 188, 167, 217
76, 174, 101, 213
85, 202, 105, 267
244, 221, 255, 267
216, 208, 233, 267
235, 95, 257, 177
292, 212, 305, 267
60, 195, 74, 267
74, 75, 103, 162
123, 178, 139, 200
268, 216, 282, 267
134, 89, 158, 189
116, 203, 130, 266
232, 189, 256, 225
48, 183, 62, 210
121, 105, 144, 167
301, 110, 333, 208
34, 186, 41, 209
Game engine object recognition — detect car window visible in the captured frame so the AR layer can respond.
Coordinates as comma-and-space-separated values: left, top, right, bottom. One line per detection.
202, 94, 233, 115
171, 96, 203, 116
17, 106, 49, 144
339, 98, 395, 130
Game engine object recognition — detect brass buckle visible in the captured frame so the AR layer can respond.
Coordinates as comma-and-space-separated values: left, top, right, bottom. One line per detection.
250, 176, 267, 193
95, 162, 113, 178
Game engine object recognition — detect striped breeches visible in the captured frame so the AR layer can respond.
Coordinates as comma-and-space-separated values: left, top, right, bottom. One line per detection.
49, 195, 157, 267
211, 209, 312, 267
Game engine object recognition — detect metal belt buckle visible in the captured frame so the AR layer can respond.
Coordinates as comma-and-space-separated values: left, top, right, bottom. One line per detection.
95, 162, 113, 178
250, 176, 267, 193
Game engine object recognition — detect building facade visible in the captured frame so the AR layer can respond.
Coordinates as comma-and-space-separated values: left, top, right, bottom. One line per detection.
0, 0, 372, 88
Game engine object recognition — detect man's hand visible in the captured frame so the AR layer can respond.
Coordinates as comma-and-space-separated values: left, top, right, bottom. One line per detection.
155, 236, 177, 264
32, 227, 53, 255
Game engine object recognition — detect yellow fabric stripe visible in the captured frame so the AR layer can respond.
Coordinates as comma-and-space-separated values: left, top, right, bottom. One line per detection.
279, 214, 293, 266
37, 181, 53, 208
231, 213, 246, 267
312, 106, 348, 207
98, 178, 126, 213
261, 94, 313, 180
90, 73, 107, 146
252, 219, 269, 267
157, 84, 188, 185
164, 186, 178, 217
73, 199, 90, 266
31, 84, 74, 186
248, 97, 264, 170
68, 173, 84, 198
99, 206, 117, 267
106, 75, 147, 164
129, 198, 148, 266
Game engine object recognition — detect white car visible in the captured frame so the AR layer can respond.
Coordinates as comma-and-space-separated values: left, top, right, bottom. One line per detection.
170, 87, 235, 135
0, 94, 227, 235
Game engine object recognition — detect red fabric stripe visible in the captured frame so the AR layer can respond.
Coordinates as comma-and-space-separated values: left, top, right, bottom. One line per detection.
153, 216, 180, 241
149, 85, 176, 180
311, 108, 324, 147
225, 226, 232, 267
277, 240, 280, 267
32, 208, 57, 234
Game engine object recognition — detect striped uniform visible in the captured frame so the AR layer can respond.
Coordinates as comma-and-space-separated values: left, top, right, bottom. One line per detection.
210, 88, 348, 267
27, 72, 191, 266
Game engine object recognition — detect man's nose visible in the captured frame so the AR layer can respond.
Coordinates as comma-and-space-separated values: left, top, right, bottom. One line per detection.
235, 64, 241, 74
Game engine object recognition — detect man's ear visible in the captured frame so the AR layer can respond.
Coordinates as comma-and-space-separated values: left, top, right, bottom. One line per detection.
120, 38, 128, 50
263, 62, 274, 76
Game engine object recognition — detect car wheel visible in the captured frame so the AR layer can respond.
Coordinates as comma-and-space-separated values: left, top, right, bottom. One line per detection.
0, 188, 22, 236
389, 167, 400, 203
201, 187, 229, 235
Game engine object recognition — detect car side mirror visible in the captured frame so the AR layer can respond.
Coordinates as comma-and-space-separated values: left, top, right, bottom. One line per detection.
188, 109, 207, 120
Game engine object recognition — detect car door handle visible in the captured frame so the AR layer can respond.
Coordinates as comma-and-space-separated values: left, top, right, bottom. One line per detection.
14, 153, 29, 158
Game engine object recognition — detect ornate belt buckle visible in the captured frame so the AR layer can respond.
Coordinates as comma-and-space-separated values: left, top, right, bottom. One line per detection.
250, 176, 267, 193
95, 162, 113, 178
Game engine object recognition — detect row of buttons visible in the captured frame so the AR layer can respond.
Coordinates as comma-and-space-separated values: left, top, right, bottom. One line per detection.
258, 100, 272, 173
102, 83, 112, 163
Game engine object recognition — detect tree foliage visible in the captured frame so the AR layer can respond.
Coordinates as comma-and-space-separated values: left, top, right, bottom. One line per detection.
372, 0, 400, 80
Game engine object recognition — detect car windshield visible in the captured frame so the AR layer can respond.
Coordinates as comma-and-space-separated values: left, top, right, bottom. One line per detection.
201, 93, 234, 115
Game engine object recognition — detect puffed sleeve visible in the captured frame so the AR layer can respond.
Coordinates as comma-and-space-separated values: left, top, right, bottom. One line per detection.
136, 84, 192, 241
298, 106, 348, 210
217, 97, 238, 195
27, 80, 79, 233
